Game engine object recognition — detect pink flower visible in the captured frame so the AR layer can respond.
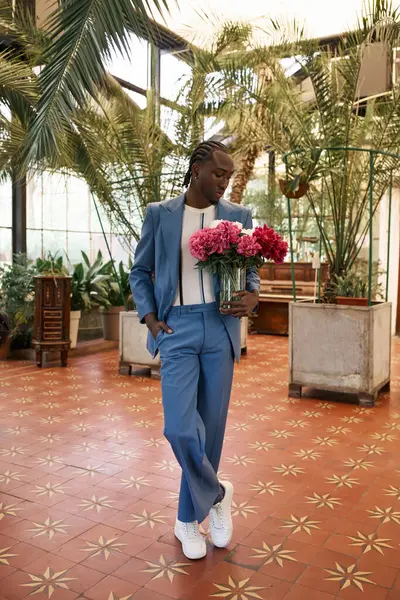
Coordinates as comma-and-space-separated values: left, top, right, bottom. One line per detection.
189, 220, 241, 262
189, 227, 231, 260
237, 235, 262, 257
214, 220, 241, 245
189, 229, 213, 261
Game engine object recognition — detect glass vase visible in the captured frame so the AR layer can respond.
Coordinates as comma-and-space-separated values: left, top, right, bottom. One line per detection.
218, 265, 246, 311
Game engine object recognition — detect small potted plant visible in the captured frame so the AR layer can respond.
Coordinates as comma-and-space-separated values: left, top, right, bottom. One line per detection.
333, 271, 369, 307
68, 251, 112, 346
101, 260, 134, 341
0, 254, 36, 356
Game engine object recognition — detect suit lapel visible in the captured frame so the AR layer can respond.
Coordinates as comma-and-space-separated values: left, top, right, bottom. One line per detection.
160, 194, 185, 291
217, 198, 235, 221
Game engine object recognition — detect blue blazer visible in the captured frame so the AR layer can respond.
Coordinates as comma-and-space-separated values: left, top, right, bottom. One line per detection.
129, 194, 260, 362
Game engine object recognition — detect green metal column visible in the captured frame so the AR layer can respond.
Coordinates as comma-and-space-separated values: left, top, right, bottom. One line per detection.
386, 172, 393, 302
368, 151, 374, 306
287, 196, 297, 303
284, 159, 297, 303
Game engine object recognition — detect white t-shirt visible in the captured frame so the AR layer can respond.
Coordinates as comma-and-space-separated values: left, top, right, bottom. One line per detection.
173, 204, 217, 306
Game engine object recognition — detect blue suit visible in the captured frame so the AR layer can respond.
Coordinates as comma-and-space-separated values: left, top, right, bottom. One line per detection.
130, 194, 260, 523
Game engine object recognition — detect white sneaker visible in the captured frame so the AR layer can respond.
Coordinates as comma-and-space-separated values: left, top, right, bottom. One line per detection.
209, 480, 234, 548
174, 519, 207, 560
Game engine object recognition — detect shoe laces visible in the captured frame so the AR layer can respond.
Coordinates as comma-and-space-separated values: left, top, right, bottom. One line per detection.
183, 521, 202, 541
210, 500, 227, 528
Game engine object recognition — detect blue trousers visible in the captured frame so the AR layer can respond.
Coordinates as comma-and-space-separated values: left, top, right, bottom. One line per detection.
158, 302, 234, 524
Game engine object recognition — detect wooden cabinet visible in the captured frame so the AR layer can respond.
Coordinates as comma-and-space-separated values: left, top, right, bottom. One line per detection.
33, 276, 72, 367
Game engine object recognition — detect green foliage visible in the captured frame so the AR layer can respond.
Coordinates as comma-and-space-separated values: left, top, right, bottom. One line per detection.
332, 260, 386, 299
0, 254, 36, 341
0, 310, 10, 345
20, 0, 171, 171
70, 250, 112, 312
333, 272, 368, 298
243, 187, 288, 233
104, 259, 135, 308
197, 1, 400, 284
35, 251, 69, 276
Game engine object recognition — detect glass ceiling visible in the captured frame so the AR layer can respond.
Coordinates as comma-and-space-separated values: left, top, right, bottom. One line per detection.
156, 0, 366, 46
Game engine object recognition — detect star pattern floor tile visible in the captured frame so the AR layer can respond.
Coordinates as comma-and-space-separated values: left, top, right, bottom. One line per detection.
1, 335, 400, 599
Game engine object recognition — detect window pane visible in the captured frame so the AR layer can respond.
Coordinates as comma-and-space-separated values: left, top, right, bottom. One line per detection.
106, 34, 148, 90
66, 232, 90, 265
67, 177, 90, 232
0, 228, 12, 265
42, 229, 68, 257
27, 173, 43, 229
90, 198, 112, 234
160, 53, 191, 102
0, 178, 12, 228
27, 229, 43, 260
91, 232, 112, 262
111, 234, 133, 265
126, 89, 147, 109
42, 173, 68, 230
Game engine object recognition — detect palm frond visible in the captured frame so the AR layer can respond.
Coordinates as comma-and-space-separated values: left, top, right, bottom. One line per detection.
20, 0, 171, 170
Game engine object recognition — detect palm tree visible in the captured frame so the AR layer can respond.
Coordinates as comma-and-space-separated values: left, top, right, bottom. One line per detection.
0, 0, 186, 249
63, 75, 188, 248
19, 0, 172, 172
200, 0, 400, 285
0, 2, 40, 177
187, 23, 278, 204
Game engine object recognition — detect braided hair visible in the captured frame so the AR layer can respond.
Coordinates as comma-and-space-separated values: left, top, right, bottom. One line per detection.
183, 141, 229, 187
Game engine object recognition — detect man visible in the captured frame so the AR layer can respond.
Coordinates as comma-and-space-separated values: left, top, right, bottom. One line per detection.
130, 141, 260, 560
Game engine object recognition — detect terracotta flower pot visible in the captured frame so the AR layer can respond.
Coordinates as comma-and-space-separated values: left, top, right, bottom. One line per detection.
279, 179, 309, 199
0, 334, 11, 360
336, 296, 369, 307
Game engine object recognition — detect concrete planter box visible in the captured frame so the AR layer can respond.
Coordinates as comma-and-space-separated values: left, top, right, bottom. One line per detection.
119, 311, 160, 378
289, 301, 392, 406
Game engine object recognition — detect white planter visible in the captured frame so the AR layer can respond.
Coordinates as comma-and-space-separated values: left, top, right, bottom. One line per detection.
289, 301, 392, 406
119, 310, 160, 378
69, 310, 81, 349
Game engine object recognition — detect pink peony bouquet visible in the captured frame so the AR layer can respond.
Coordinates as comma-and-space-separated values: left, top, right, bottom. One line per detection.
189, 219, 288, 275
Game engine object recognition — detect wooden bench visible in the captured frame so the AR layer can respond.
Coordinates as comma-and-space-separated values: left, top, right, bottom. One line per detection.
252, 263, 329, 336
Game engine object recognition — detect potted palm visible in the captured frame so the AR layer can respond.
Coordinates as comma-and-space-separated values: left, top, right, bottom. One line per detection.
199, 1, 399, 405
70, 251, 111, 343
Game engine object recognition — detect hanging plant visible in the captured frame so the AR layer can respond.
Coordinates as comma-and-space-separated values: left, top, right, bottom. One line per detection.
279, 149, 323, 199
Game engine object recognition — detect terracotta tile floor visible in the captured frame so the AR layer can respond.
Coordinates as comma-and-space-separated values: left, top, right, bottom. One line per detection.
0, 334, 400, 600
